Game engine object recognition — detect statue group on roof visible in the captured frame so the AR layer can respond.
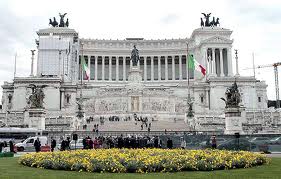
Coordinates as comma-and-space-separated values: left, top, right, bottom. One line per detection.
201, 13, 220, 27
49, 13, 69, 27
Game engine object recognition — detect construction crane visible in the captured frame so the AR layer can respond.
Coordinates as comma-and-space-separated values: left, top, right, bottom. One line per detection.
245, 62, 281, 108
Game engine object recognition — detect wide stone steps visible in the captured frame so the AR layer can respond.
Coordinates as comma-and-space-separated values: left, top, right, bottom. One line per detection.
81, 120, 190, 131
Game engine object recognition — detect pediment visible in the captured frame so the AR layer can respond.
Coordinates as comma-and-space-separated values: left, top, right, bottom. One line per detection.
201, 36, 233, 45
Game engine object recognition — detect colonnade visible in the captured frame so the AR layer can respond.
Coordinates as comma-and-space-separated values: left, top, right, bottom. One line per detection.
79, 55, 193, 81
79, 48, 233, 81
205, 47, 233, 77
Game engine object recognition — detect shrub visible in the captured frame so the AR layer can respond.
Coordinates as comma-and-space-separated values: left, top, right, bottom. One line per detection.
19, 149, 269, 173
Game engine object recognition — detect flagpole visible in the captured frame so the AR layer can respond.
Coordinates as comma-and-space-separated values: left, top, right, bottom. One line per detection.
14, 52, 17, 78
80, 43, 83, 97
186, 43, 190, 97
76, 42, 84, 130
252, 52, 256, 78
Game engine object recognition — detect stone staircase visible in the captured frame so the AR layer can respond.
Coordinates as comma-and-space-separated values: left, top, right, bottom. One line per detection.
81, 119, 190, 132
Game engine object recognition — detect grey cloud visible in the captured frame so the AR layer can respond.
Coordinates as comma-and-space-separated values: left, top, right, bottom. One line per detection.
0, 3, 45, 86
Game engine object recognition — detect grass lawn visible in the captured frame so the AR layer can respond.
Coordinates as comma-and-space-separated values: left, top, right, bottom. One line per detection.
0, 157, 280, 179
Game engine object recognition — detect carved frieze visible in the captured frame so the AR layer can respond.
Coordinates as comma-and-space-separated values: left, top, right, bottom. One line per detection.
95, 98, 128, 112
142, 98, 172, 112
96, 88, 127, 96
175, 100, 187, 113
143, 88, 171, 96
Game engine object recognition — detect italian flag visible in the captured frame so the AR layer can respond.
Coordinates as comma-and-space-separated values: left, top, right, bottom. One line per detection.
81, 56, 90, 80
188, 54, 206, 76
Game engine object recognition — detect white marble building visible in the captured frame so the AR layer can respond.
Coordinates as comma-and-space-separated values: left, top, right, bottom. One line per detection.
0, 24, 279, 133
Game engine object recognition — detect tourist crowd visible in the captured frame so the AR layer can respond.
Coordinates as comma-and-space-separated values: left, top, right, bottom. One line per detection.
80, 135, 164, 149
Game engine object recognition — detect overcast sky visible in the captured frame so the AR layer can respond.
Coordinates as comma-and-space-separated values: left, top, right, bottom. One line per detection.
0, 0, 280, 100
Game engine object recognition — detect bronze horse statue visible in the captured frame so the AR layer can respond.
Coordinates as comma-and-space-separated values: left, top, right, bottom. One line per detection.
201, 13, 211, 26
221, 82, 241, 108
49, 17, 58, 27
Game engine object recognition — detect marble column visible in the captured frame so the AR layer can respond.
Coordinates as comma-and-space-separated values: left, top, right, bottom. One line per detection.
227, 48, 233, 76
186, 55, 189, 80
87, 55, 91, 80
158, 56, 161, 81
144, 56, 147, 81
220, 48, 224, 77
165, 56, 168, 81
123, 56, 126, 81
151, 56, 154, 81
109, 56, 112, 81
116, 56, 119, 81
102, 56, 105, 81
95, 56, 98, 81
172, 55, 175, 80
206, 49, 211, 75
212, 48, 216, 76
179, 55, 182, 80
203, 48, 208, 76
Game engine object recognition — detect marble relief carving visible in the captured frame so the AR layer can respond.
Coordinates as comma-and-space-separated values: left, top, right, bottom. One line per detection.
142, 99, 172, 112
95, 99, 128, 112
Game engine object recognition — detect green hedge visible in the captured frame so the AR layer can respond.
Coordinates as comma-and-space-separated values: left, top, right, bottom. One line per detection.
0, 152, 14, 158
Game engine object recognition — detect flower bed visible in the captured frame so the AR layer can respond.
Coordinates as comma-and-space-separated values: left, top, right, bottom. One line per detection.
19, 149, 269, 173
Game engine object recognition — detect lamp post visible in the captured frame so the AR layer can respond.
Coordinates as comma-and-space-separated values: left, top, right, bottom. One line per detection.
76, 42, 84, 130
235, 49, 240, 76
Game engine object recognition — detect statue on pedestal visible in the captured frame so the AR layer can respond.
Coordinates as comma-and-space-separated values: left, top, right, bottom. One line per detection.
28, 84, 47, 108
76, 95, 84, 119
221, 81, 241, 108
131, 45, 139, 66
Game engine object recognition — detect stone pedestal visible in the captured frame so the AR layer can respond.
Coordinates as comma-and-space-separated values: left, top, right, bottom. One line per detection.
185, 116, 196, 131
127, 66, 143, 113
128, 66, 142, 83
28, 108, 46, 130
224, 107, 245, 134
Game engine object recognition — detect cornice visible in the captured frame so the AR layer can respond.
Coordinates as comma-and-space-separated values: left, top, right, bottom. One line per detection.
37, 27, 78, 36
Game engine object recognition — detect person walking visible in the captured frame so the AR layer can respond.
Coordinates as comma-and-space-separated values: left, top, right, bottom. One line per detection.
167, 138, 173, 149
211, 136, 217, 149
60, 138, 66, 151
0, 141, 4, 153
51, 137, 57, 152
34, 137, 41, 152
65, 137, 71, 150
89, 138, 94, 149
180, 137, 186, 149
9, 140, 14, 153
